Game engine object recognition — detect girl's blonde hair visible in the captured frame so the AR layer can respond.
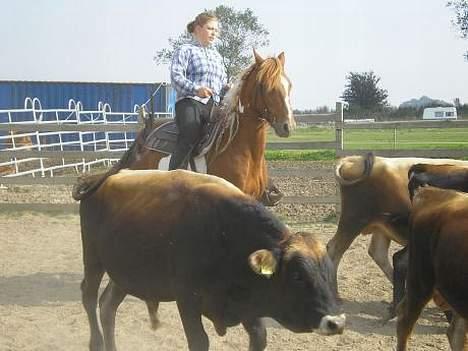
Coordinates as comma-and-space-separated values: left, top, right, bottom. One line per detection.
186, 12, 218, 33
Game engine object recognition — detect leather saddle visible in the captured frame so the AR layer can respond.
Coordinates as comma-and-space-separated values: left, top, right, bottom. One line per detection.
143, 105, 227, 159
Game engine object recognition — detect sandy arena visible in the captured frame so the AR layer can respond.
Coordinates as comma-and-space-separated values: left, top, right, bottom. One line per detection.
0, 161, 450, 350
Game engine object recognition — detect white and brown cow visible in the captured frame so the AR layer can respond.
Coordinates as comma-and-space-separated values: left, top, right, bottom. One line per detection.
327, 153, 468, 297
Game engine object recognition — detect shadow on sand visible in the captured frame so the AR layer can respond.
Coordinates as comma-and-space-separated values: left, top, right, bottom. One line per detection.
0, 272, 83, 306
263, 297, 447, 337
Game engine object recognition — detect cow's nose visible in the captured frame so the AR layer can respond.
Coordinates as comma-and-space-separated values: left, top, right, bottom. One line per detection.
318, 313, 346, 335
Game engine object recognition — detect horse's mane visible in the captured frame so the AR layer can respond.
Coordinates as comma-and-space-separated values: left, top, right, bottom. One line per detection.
256, 57, 283, 90
213, 57, 283, 155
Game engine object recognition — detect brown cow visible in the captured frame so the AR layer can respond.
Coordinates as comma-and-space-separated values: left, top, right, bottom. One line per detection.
393, 163, 468, 312
327, 153, 468, 301
79, 169, 345, 351
396, 186, 468, 351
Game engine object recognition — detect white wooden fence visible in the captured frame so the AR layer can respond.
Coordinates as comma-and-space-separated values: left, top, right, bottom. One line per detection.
0, 98, 171, 178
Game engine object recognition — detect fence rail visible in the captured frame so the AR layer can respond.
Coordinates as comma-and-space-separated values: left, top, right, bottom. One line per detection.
3, 100, 468, 212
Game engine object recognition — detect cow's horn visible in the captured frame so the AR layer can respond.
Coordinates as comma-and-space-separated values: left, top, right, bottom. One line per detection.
248, 249, 277, 278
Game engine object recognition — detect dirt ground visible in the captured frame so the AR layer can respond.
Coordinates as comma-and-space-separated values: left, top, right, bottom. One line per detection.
0, 161, 451, 350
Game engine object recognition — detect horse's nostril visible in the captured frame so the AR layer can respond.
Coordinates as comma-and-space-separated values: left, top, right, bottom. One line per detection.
283, 124, 289, 133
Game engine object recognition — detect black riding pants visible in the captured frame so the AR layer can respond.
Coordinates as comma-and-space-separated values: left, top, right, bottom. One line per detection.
169, 98, 213, 170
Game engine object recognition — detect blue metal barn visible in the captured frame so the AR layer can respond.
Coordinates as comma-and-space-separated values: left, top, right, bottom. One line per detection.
0, 80, 176, 113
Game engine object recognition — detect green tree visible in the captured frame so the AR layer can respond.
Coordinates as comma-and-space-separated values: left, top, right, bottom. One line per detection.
340, 71, 389, 116
447, 0, 468, 60
154, 6, 270, 81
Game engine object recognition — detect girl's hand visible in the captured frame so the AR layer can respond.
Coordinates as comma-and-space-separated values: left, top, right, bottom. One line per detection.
196, 87, 213, 98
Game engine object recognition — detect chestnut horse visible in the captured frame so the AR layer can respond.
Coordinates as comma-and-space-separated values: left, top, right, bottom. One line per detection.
73, 49, 295, 203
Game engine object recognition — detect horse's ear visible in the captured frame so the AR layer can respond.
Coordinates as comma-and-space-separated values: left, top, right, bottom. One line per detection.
278, 52, 285, 67
253, 48, 264, 65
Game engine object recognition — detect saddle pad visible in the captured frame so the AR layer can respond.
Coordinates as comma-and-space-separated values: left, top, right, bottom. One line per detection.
144, 121, 178, 154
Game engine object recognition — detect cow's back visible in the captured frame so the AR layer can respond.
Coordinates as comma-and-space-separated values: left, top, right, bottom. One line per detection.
336, 155, 468, 240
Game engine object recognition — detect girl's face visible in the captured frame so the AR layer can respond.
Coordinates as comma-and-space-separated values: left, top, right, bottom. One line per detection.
194, 20, 219, 46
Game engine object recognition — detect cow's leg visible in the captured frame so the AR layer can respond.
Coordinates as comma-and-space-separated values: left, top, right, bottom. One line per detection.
396, 264, 434, 350
368, 232, 393, 282
242, 318, 267, 351
396, 293, 432, 351
177, 296, 209, 351
446, 313, 467, 351
99, 280, 126, 351
326, 221, 365, 294
390, 246, 408, 318
146, 300, 161, 330
81, 259, 105, 351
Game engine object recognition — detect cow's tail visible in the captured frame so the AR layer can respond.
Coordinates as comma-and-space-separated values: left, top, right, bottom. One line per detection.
335, 152, 375, 186
407, 164, 427, 201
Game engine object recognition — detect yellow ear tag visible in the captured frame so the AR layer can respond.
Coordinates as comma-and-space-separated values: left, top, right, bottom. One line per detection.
260, 267, 274, 278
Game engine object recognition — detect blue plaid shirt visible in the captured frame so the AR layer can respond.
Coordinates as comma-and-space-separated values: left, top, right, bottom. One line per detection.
170, 40, 227, 104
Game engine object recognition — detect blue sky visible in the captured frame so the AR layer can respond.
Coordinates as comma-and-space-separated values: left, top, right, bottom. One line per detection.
1, 0, 467, 109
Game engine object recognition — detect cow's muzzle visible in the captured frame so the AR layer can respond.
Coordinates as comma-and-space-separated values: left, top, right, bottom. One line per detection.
317, 313, 346, 335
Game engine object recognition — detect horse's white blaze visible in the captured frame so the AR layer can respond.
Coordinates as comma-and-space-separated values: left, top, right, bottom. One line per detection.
281, 75, 295, 128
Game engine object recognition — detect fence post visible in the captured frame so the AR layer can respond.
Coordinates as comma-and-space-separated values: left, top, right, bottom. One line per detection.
335, 102, 344, 154
334, 102, 344, 220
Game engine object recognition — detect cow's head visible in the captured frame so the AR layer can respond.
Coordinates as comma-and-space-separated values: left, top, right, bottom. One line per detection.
249, 231, 345, 335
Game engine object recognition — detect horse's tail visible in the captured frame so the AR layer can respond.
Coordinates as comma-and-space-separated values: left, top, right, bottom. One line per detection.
72, 172, 107, 201
72, 141, 140, 201
335, 152, 375, 186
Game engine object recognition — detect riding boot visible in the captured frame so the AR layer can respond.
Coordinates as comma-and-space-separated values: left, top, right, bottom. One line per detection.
168, 141, 195, 170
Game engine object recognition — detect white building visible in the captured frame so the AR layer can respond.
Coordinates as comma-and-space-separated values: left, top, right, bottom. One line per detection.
422, 106, 457, 120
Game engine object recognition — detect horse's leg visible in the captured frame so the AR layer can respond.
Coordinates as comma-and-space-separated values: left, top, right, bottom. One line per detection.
81, 255, 105, 351
146, 300, 161, 330
99, 280, 126, 351
242, 318, 267, 351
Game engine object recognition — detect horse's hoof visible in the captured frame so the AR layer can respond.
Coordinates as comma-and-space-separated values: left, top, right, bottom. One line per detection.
261, 188, 284, 207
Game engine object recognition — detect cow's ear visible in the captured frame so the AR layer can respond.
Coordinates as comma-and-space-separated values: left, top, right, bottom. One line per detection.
248, 249, 277, 278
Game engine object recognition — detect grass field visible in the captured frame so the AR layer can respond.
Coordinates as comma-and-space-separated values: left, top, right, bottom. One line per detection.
266, 126, 468, 160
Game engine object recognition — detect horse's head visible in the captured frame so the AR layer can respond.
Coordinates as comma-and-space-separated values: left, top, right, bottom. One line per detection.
236, 50, 295, 137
